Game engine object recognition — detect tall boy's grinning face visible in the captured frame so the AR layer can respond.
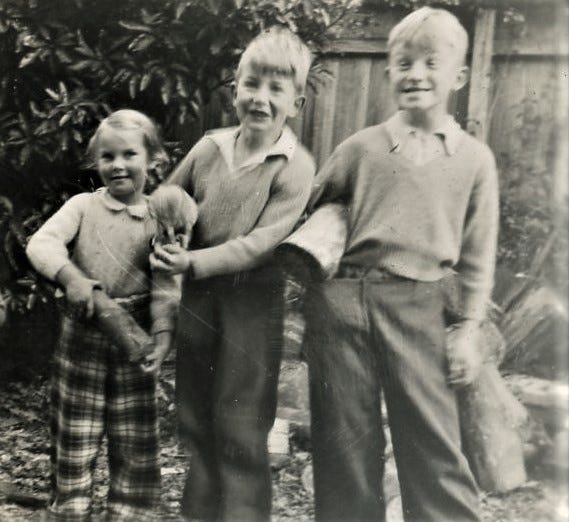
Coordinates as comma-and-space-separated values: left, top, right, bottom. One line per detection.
388, 33, 467, 120
96, 127, 149, 205
233, 63, 302, 137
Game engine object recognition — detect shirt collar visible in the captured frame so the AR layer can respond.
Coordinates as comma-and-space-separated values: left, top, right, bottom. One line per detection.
385, 111, 461, 156
96, 187, 148, 219
208, 125, 297, 171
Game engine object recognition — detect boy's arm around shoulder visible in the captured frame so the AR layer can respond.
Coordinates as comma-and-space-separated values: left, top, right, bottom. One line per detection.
276, 133, 367, 282
308, 131, 367, 210
188, 147, 315, 279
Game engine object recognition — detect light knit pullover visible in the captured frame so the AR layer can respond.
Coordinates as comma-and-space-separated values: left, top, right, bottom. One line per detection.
310, 117, 499, 321
26, 188, 180, 334
167, 126, 315, 279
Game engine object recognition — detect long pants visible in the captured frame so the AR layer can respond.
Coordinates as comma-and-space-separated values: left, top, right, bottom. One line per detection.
49, 308, 160, 521
175, 267, 283, 522
303, 272, 480, 522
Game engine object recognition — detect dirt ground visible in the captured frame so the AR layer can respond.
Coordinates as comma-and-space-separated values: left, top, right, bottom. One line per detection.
0, 368, 567, 521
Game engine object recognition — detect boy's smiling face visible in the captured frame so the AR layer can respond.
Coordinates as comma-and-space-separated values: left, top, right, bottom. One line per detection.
233, 63, 303, 137
388, 33, 468, 122
96, 127, 149, 205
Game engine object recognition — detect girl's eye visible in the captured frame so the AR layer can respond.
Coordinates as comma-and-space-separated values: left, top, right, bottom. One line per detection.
427, 59, 437, 68
270, 83, 283, 93
124, 150, 137, 158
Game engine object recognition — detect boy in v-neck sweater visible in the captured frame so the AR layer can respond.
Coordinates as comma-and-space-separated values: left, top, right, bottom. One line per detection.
301, 7, 498, 522
150, 27, 315, 522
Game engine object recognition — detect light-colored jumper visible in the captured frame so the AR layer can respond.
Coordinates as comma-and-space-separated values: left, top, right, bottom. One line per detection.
26, 187, 180, 334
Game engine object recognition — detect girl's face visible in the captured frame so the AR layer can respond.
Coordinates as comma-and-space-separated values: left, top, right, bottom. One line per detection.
96, 127, 149, 205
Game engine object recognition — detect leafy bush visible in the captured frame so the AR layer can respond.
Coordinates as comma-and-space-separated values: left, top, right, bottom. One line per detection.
0, 0, 354, 314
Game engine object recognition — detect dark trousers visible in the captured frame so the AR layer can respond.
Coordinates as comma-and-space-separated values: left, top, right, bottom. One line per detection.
175, 268, 283, 522
303, 273, 480, 522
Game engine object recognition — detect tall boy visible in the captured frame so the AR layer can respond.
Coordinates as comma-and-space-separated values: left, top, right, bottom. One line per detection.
150, 27, 314, 521
302, 7, 499, 521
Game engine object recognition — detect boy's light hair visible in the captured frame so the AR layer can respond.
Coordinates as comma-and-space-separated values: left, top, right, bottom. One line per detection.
86, 109, 169, 174
388, 7, 469, 65
236, 26, 312, 94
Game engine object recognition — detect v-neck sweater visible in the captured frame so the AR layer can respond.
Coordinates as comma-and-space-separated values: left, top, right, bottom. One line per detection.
167, 131, 315, 279
310, 122, 499, 321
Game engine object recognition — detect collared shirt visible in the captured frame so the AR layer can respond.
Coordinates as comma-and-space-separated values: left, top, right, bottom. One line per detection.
208, 125, 297, 174
384, 111, 461, 166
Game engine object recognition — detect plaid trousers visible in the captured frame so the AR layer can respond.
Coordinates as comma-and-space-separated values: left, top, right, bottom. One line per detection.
48, 301, 160, 522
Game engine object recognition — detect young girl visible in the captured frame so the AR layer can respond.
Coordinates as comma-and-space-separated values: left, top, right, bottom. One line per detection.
26, 109, 181, 521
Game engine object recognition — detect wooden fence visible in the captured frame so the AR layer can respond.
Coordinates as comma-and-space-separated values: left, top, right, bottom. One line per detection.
200, 2, 568, 197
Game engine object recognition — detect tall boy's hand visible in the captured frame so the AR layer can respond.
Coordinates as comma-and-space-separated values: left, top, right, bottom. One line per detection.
446, 320, 483, 388
150, 243, 192, 275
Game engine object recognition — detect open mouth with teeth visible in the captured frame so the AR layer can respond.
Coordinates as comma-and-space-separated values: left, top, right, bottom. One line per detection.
401, 87, 431, 93
249, 110, 270, 118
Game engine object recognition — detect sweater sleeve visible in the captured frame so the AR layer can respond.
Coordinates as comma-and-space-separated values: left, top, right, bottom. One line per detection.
190, 157, 315, 279
25, 193, 90, 280
150, 272, 182, 334
455, 147, 499, 321
308, 137, 358, 210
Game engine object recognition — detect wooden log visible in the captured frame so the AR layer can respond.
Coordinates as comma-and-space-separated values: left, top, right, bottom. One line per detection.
93, 290, 152, 363
459, 363, 528, 493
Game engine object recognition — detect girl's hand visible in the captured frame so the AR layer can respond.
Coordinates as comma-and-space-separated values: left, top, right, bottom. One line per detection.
141, 331, 171, 375
150, 243, 192, 275
446, 320, 482, 388
65, 278, 96, 318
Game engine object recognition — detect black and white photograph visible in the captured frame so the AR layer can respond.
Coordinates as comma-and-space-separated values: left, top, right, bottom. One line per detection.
0, 0, 567, 520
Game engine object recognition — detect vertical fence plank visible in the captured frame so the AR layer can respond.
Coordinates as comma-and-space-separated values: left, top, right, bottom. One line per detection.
311, 59, 340, 167
467, 7, 496, 141
332, 57, 372, 148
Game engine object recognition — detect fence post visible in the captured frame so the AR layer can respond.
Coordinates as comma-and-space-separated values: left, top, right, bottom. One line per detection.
466, 7, 496, 141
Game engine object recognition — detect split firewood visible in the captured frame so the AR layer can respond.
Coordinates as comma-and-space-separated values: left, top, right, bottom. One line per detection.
459, 362, 528, 493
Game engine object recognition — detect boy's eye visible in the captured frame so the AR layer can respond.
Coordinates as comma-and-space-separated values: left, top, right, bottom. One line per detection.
427, 58, 437, 68
270, 82, 284, 93
243, 78, 259, 88
398, 60, 410, 70
100, 152, 113, 161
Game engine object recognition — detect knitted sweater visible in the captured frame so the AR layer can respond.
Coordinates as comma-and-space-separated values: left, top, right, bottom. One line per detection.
167, 126, 315, 279
26, 188, 180, 334
310, 121, 499, 321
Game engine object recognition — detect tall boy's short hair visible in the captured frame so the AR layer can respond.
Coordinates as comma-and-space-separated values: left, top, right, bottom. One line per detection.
387, 7, 469, 65
236, 26, 312, 94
